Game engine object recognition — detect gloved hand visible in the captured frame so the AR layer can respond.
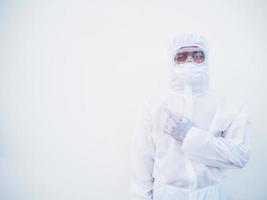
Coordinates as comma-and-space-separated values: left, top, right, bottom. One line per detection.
163, 108, 193, 141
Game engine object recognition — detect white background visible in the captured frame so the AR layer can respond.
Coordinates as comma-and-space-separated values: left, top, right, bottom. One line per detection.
0, 0, 266, 199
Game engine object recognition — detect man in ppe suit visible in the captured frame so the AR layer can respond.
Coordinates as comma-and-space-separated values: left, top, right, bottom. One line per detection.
129, 33, 251, 200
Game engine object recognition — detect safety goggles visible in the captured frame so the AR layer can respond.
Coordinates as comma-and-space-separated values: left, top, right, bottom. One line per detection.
174, 47, 206, 64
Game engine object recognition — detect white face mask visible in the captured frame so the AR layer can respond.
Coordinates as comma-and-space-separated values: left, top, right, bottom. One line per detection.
173, 62, 209, 85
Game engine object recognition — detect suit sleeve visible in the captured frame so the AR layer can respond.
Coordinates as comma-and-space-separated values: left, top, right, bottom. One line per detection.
181, 102, 251, 169
129, 102, 156, 200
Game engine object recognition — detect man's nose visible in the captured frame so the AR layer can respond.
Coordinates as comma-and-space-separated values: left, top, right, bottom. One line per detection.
186, 56, 194, 63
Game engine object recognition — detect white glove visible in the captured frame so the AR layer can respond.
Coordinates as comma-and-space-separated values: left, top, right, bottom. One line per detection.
163, 108, 193, 141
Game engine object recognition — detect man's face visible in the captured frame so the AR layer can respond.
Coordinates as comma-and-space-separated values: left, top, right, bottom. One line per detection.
174, 46, 206, 65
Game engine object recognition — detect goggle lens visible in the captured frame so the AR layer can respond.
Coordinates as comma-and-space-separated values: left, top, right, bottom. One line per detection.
174, 49, 206, 64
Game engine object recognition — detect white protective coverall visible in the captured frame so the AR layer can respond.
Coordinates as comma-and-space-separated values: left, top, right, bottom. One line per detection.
129, 33, 251, 200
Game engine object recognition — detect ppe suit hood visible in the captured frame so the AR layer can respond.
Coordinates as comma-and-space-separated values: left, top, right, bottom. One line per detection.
168, 33, 210, 95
